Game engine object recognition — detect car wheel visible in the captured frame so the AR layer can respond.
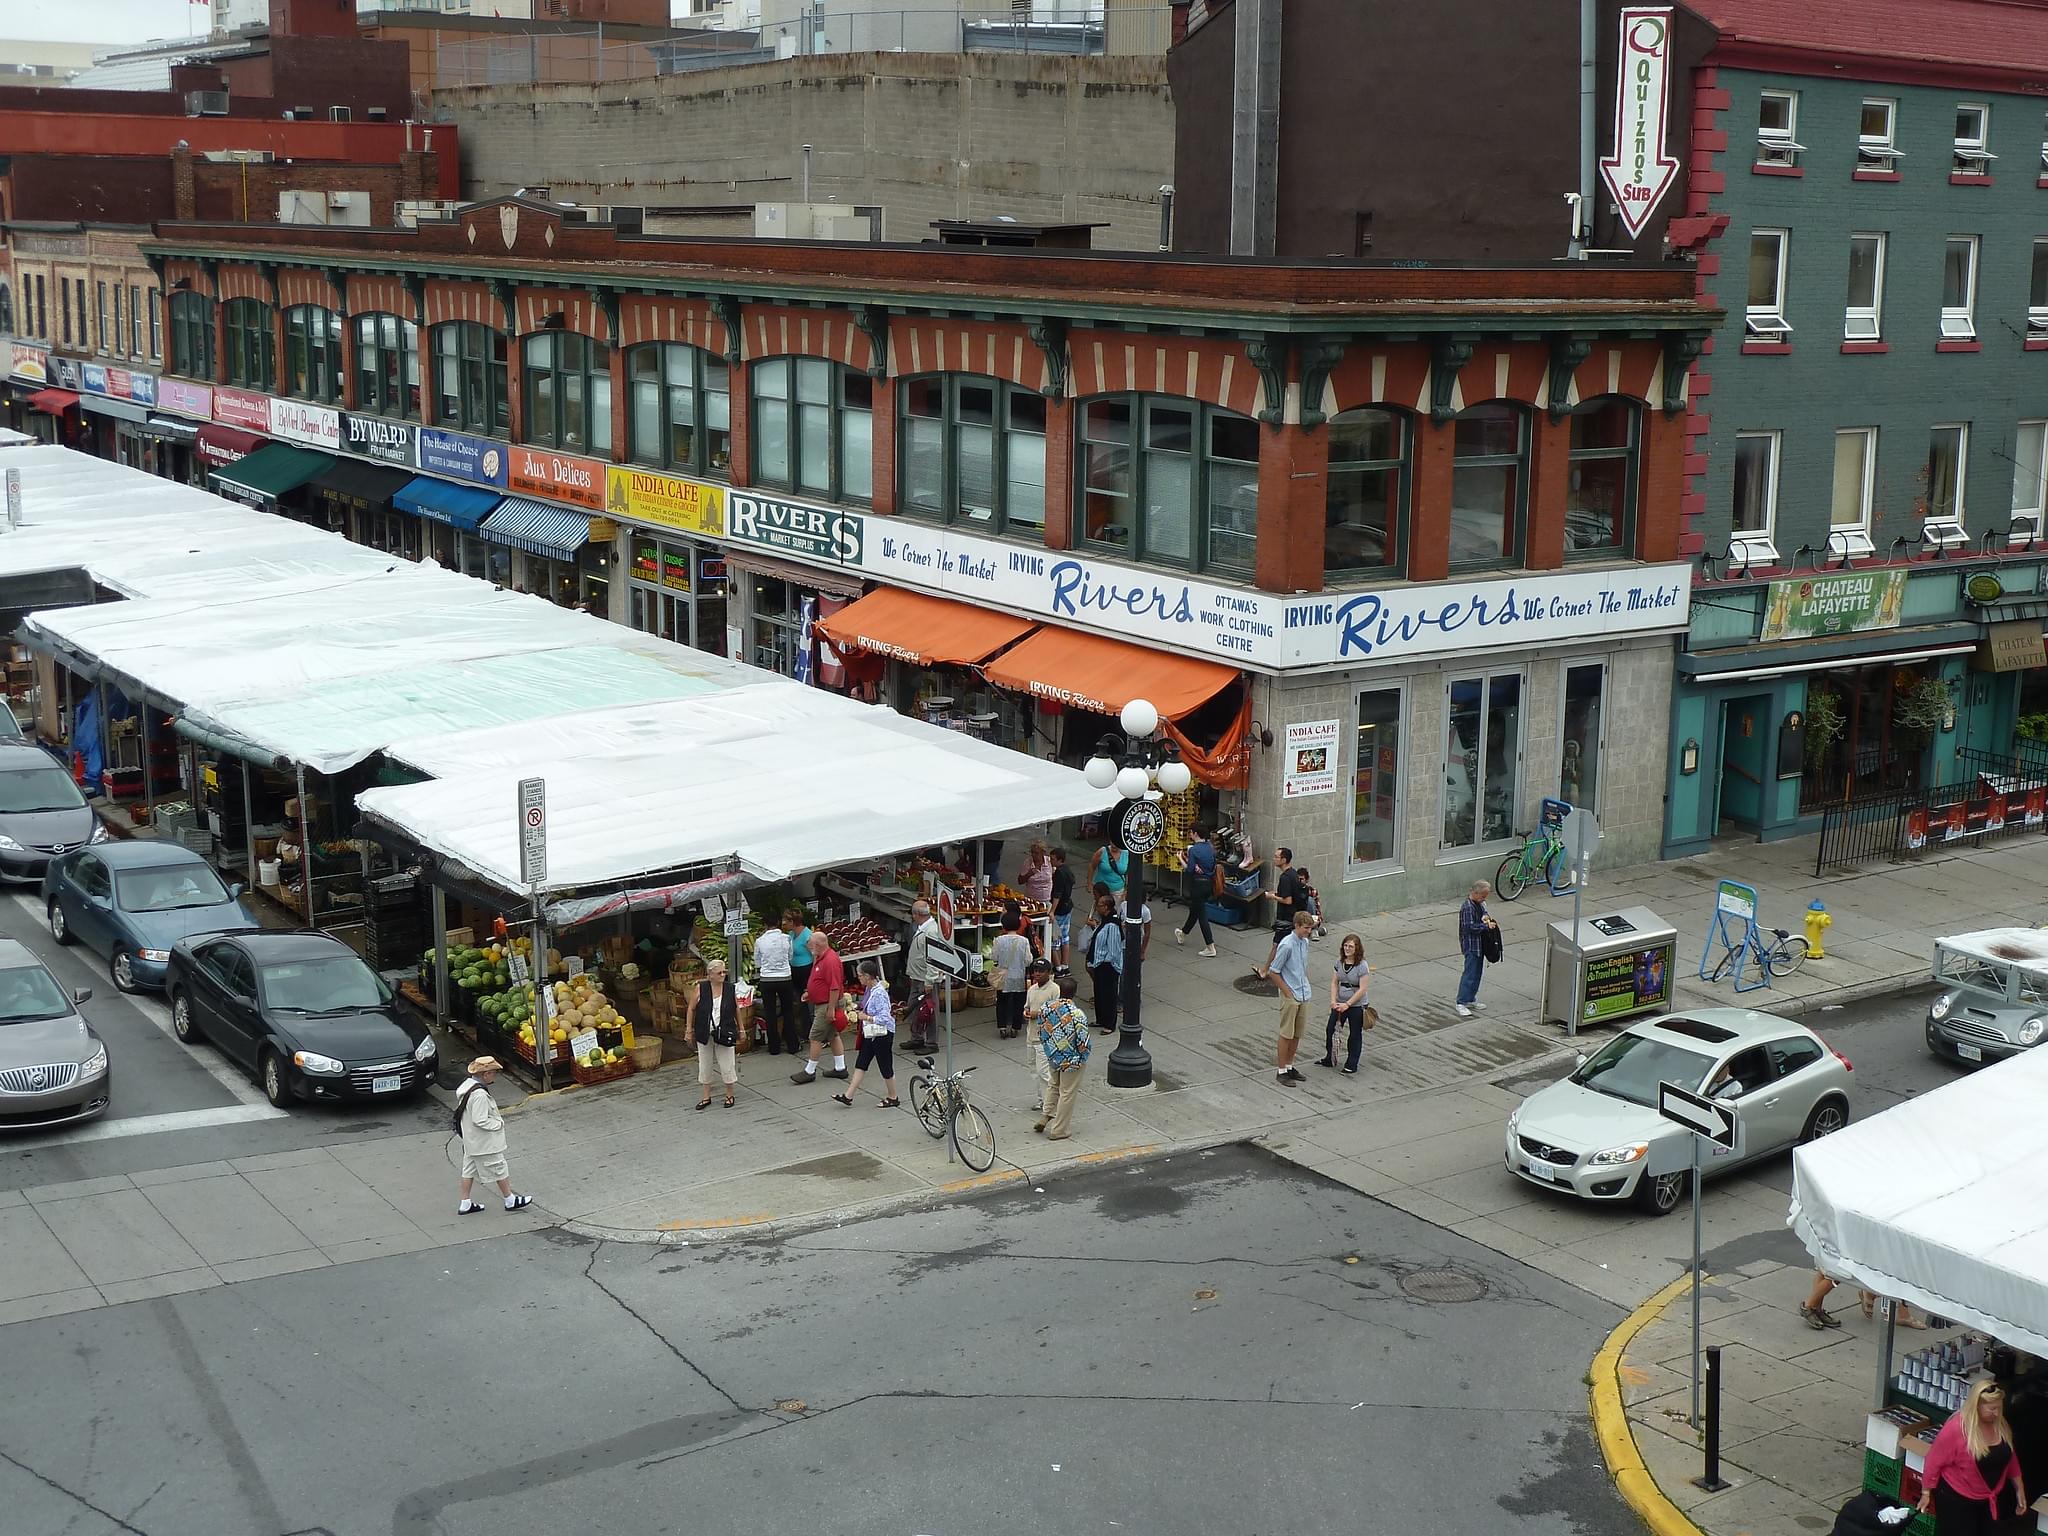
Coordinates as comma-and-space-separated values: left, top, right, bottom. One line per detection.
110, 948, 138, 994
170, 990, 203, 1044
261, 1051, 292, 1109
47, 901, 71, 945
1635, 1168, 1688, 1216
1800, 1097, 1849, 1144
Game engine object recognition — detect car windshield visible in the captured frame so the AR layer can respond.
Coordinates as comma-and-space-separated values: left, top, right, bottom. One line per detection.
0, 765, 85, 815
260, 954, 386, 1013
1570, 1031, 1716, 1106
118, 863, 232, 913
0, 964, 74, 1024
0, 712, 22, 739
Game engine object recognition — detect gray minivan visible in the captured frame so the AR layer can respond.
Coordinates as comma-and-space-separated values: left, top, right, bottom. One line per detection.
0, 742, 104, 884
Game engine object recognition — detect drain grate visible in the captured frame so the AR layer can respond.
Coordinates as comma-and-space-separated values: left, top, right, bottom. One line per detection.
1233, 973, 1279, 997
1397, 1266, 1489, 1303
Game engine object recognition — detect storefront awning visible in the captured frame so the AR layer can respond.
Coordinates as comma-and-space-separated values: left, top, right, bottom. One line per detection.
208, 443, 334, 508
478, 497, 591, 560
985, 625, 1240, 720
194, 423, 264, 470
310, 458, 411, 510
394, 475, 500, 532
137, 415, 199, 443
1682, 622, 1983, 683
723, 547, 865, 600
26, 389, 80, 416
78, 395, 150, 424
816, 586, 1036, 667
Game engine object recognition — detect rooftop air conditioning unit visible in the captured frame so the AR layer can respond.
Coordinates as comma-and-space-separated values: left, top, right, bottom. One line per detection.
185, 90, 229, 116
329, 106, 352, 122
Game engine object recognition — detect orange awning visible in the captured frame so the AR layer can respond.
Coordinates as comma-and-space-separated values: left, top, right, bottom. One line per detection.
814, 586, 1037, 668
984, 626, 1238, 721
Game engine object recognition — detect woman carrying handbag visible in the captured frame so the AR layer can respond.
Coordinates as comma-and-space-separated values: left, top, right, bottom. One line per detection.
834, 959, 900, 1109
691, 959, 741, 1110
1318, 935, 1373, 1075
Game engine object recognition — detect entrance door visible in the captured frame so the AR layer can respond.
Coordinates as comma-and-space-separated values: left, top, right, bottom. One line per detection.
1559, 660, 1607, 814
1717, 694, 1771, 832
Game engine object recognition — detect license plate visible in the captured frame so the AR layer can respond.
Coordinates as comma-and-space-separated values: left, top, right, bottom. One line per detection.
1956, 1042, 1982, 1062
1522, 1161, 1557, 1181
371, 1074, 402, 1093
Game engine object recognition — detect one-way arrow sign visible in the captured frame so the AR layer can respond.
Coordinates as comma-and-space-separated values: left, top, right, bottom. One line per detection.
1658, 1080, 1736, 1149
1598, 6, 1680, 240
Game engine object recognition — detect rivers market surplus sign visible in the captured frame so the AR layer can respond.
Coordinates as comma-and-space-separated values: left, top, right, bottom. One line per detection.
1758, 571, 1906, 643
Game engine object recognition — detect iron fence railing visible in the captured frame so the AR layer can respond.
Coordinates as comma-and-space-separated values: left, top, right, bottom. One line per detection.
1813, 745, 2048, 875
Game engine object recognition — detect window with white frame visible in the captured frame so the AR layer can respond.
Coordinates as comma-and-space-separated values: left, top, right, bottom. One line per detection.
1845, 232, 1886, 340
1830, 428, 1877, 559
1730, 430, 1780, 563
1941, 236, 1980, 339
2030, 240, 2048, 338
1953, 102, 1995, 174
2040, 109, 2048, 173
2011, 421, 2047, 542
1757, 90, 1803, 168
1925, 424, 1969, 542
1859, 98, 1901, 171
1747, 230, 1791, 338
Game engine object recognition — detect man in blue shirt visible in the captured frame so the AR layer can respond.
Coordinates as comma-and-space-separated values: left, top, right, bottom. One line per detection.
1259, 910, 1315, 1085
1173, 826, 1219, 957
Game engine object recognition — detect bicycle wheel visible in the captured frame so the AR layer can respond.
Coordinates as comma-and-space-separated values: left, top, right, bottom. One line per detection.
909, 1077, 947, 1139
1495, 851, 1530, 901
950, 1100, 997, 1172
1542, 845, 1571, 893
1768, 935, 1811, 979
1708, 944, 1738, 984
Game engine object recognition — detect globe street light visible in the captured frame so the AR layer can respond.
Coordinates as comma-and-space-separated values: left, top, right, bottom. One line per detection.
1084, 697, 1186, 1091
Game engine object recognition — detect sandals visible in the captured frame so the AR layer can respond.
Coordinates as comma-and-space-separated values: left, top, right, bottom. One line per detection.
832, 1092, 854, 1106
695, 1097, 713, 1112
723, 1093, 736, 1108
876, 1097, 901, 1108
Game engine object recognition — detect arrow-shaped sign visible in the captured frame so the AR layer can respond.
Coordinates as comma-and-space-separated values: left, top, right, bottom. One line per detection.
1658, 1080, 1736, 1149
1599, 6, 1680, 241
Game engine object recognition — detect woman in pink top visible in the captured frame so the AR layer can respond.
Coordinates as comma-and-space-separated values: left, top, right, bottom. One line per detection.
1918, 1378, 2028, 1535
1018, 841, 1054, 906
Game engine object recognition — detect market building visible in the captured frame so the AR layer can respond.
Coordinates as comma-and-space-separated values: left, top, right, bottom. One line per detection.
141, 199, 1711, 911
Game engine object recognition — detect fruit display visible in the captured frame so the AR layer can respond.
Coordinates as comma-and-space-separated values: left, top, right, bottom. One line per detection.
582, 1045, 629, 1069
818, 916, 892, 956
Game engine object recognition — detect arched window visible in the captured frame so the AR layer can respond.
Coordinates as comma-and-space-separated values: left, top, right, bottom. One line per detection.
222, 297, 274, 389
753, 356, 871, 503
626, 342, 729, 474
283, 305, 343, 403
523, 331, 611, 453
1566, 396, 1639, 557
1078, 394, 1258, 573
900, 374, 1045, 532
431, 321, 507, 436
1450, 401, 1529, 569
1325, 407, 1410, 576
354, 313, 420, 420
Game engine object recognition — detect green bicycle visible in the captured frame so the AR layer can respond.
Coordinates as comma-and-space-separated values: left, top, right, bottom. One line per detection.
1494, 797, 1575, 901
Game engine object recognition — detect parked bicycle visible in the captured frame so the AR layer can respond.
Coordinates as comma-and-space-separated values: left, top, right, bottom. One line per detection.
1495, 797, 1577, 901
909, 1056, 997, 1172
1708, 923, 1810, 983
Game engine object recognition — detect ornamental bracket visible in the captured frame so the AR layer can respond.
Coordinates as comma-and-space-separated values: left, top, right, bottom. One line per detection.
1246, 335, 1289, 425
1429, 335, 1475, 422
256, 260, 280, 306
597, 288, 622, 347
489, 277, 517, 332
1661, 330, 1707, 414
1546, 333, 1594, 422
1027, 316, 1069, 399
854, 304, 890, 379
710, 294, 744, 365
1298, 336, 1347, 428
400, 271, 427, 327
323, 265, 351, 319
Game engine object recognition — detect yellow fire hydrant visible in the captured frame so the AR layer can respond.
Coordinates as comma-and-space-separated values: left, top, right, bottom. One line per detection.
1804, 900, 1831, 960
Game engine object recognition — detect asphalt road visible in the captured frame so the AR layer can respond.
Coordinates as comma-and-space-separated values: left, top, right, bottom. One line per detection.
0, 1143, 1640, 1536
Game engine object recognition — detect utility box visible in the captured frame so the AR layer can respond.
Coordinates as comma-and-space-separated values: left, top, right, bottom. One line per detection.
1540, 905, 1677, 1036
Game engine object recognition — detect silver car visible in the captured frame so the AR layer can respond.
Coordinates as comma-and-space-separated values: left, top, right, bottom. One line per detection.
1926, 929, 2048, 1068
0, 741, 105, 884
0, 937, 109, 1131
1506, 1008, 1853, 1215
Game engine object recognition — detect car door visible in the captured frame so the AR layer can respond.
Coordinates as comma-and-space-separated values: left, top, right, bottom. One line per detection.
191, 940, 258, 1067
68, 855, 114, 952
1705, 1044, 1775, 1168
1759, 1035, 1829, 1150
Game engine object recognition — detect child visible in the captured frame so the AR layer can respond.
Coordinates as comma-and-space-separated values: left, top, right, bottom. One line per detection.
1296, 862, 1328, 940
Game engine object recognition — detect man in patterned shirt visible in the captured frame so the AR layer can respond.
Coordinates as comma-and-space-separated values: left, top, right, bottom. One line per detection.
1034, 973, 1092, 1141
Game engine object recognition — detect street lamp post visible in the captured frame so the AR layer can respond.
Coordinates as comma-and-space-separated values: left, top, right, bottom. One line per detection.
1084, 698, 1192, 1091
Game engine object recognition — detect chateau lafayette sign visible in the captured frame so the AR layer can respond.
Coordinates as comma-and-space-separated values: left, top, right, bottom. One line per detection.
721, 487, 1690, 671
1599, 6, 1679, 240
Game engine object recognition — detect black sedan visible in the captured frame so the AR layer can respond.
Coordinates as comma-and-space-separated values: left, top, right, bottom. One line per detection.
165, 930, 437, 1109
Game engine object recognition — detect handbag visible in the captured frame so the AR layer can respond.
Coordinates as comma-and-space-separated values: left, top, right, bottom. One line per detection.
1362, 1004, 1380, 1031
861, 1019, 890, 1040
711, 1016, 737, 1048
1481, 924, 1504, 964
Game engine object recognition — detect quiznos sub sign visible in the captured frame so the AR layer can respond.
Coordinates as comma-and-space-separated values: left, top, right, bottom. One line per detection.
1599, 6, 1679, 239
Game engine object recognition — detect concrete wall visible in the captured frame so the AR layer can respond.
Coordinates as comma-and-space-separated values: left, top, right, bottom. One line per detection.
431, 51, 1174, 249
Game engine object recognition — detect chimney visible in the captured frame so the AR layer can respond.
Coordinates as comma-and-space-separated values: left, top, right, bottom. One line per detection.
171, 143, 197, 221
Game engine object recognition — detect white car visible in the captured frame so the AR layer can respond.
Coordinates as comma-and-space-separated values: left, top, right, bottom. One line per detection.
1506, 1009, 1854, 1214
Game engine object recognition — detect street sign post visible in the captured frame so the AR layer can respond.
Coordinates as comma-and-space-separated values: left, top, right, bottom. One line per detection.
926, 936, 971, 1101
516, 778, 550, 1089
1562, 805, 1601, 1037
1659, 1078, 1740, 1428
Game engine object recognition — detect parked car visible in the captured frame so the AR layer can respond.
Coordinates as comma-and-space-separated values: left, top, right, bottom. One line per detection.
1926, 928, 2048, 1068
0, 937, 108, 1132
0, 709, 23, 739
165, 930, 436, 1109
0, 741, 104, 883
42, 842, 257, 993
1506, 1009, 1853, 1214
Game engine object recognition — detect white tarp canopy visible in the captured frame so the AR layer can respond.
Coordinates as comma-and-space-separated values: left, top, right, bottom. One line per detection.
1790, 1041, 2048, 1358
360, 686, 1112, 894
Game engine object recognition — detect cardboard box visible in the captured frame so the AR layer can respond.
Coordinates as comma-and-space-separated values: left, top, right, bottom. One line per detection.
445, 927, 474, 948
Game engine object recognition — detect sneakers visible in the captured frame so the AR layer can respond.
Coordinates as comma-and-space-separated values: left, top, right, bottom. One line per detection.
1174, 928, 1185, 946
1800, 1303, 1843, 1330
1341, 1065, 1359, 1075
791, 1068, 817, 1084
1276, 1067, 1306, 1086
1471, 1001, 1489, 1012
827, 1066, 849, 1080
1454, 1003, 1473, 1018
1199, 945, 1218, 957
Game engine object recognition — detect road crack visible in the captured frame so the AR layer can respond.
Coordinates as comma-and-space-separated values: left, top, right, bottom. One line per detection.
581, 1241, 747, 1414
0, 1447, 157, 1536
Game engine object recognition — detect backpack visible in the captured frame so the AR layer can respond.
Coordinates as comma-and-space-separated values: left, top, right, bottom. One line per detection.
452, 1083, 482, 1138
1481, 923, 1504, 964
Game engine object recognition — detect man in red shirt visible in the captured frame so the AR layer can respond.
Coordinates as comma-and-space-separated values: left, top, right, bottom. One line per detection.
791, 928, 851, 1083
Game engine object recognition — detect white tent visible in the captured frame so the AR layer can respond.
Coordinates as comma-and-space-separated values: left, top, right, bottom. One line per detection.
1790, 1042, 2048, 1357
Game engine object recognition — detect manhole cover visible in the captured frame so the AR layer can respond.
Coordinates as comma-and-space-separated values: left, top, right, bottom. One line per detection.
1233, 973, 1279, 997
1397, 1267, 1489, 1303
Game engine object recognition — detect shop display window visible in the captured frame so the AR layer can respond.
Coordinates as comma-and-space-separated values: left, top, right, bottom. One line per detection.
223, 298, 276, 390
1350, 686, 1405, 872
355, 314, 420, 420
523, 333, 612, 454
1078, 394, 1259, 574
1450, 402, 1528, 569
628, 342, 730, 476
1566, 398, 1638, 557
753, 357, 871, 503
283, 306, 344, 404
432, 322, 509, 437
1558, 661, 1605, 812
748, 574, 808, 675
1325, 408, 1408, 576
1442, 671, 1523, 850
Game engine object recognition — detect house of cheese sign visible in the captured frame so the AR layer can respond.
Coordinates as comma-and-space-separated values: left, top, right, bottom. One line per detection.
1599, 6, 1679, 239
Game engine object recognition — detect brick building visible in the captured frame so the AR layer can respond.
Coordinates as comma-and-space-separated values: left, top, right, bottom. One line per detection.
139, 201, 1710, 907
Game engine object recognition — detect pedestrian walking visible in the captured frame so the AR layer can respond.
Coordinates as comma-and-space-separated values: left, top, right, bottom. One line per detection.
991, 910, 1033, 1039
1022, 956, 1058, 1109
1018, 841, 1054, 908
1048, 846, 1075, 965
1456, 879, 1498, 1017
791, 926, 851, 1084
786, 909, 816, 1018
1083, 890, 1124, 1035
904, 898, 942, 1053
1034, 973, 1092, 1140
1093, 840, 1130, 900
1917, 1378, 2027, 1534
1319, 934, 1373, 1074
834, 959, 899, 1108
1173, 824, 1219, 955
692, 959, 740, 1109
1260, 911, 1315, 1085
752, 912, 796, 1055
454, 1056, 533, 1213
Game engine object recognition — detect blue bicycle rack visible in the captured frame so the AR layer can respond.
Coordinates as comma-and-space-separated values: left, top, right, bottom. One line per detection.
1699, 878, 1770, 992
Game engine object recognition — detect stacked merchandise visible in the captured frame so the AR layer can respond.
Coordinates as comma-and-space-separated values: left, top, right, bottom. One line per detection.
365, 872, 427, 974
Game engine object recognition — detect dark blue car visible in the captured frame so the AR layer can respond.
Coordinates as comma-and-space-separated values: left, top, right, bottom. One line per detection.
42, 841, 257, 993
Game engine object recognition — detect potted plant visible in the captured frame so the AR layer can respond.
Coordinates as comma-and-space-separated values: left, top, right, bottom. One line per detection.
1804, 689, 1846, 770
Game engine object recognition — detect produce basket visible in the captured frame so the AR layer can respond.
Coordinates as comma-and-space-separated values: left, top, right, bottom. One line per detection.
571, 1056, 635, 1087
628, 1038, 664, 1071
644, 981, 676, 1033
513, 1037, 571, 1066
964, 983, 998, 1009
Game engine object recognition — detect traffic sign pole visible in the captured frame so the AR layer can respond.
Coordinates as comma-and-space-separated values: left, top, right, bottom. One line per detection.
1691, 1132, 1703, 1427
517, 779, 549, 1091
1659, 1078, 1736, 1431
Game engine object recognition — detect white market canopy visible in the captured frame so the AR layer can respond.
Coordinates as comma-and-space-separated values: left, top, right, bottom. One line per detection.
1790, 1040, 2048, 1358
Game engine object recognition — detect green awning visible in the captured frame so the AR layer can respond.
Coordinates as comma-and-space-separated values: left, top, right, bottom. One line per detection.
208, 443, 335, 507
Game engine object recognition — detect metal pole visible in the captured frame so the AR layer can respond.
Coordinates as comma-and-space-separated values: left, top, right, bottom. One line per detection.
240, 759, 257, 888
1108, 786, 1153, 1088
141, 697, 154, 822
942, 967, 954, 1158
1695, 1345, 1730, 1490
431, 881, 448, 1032
1689, 1134, 1704, 1428
1877, 1303, 1898, 1409
532, 891, 552, 1093
1569, 840, 1586, 1039
295, 764, 316, 930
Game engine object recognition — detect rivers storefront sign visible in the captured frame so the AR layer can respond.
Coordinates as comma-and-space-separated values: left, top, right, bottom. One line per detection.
720, 485, 1690, 671
1758, 571, 1906, 643
605, 465, 724, 538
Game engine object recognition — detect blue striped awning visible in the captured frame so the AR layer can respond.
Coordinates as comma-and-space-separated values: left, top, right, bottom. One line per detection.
477, 497, 592, 561
393, 475, 501, 532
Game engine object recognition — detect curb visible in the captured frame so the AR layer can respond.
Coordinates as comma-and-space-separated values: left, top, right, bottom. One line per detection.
1589, 1272, 1707, 1536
